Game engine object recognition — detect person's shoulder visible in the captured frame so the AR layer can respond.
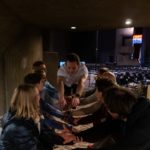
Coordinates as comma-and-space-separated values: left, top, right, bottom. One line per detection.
1, 118, 40, 150
1, 110, 13, 127
44, 81, 56, 89
79, 63, 88, 72
57, 65, 66, 75
58, 64, 66, 70
2, 119, 24, 137
80, 62, 86, 67
79, 62, 88, 76
4, 118, 36, 134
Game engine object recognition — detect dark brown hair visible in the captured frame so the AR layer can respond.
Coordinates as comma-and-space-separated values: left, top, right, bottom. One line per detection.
103, 86, 137, 116
95, 78, 117, 94
98, 67, 109, 75
24, 72, 46, 84
32, 61, 45, 68
66, 53, 80, 65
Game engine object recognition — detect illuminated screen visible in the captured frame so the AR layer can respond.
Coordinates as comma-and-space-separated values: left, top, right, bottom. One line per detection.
59, 61, 85, 66
132, 34, 142, 45
59, 61, 65, 66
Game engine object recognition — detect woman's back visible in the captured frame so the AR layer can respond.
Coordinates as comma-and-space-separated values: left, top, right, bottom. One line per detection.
0, 116, 43, 150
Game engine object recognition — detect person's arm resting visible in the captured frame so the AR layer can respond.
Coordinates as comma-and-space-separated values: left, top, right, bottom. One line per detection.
57, 76, 66, 108
76, 74, 88, 97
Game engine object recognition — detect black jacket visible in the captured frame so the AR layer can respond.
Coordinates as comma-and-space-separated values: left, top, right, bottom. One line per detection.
0, 112, 63, 150
100, 97, 150, 150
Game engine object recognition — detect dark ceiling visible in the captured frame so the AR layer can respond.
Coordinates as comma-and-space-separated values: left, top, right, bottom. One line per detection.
1, 0, 150, 30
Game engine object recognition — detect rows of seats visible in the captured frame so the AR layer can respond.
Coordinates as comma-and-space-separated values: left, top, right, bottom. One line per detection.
86, 64, 150, 97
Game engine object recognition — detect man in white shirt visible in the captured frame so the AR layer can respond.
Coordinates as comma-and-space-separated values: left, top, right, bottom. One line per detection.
57, 53, 88, 109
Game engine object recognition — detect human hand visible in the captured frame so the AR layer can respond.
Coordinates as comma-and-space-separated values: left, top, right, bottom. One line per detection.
56, 126, 81, 144
60, 132, 81, 144
71, 97, 80, 108
73, 117, 81, 125
59, 97, 67, 108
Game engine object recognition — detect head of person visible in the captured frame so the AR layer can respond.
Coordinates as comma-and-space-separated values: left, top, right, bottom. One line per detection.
95, 67, 109, 80
10, 84, 40, 121
101, 71, 116, 83
24, 72, 46, 92
103, 86, 137, 119
98, 67, 109, 76
65, 53, 80, 75
95, 78, 118, 103
32, 61, 47, 72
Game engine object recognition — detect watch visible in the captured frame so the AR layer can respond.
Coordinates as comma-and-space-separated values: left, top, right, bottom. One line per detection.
75, 93, 80, 98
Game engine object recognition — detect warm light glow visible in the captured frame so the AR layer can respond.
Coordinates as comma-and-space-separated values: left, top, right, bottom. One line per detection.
70, 26, 77, 30
133, 34, 142, 44
133, 35, 142, 39
125, 19, 132, 25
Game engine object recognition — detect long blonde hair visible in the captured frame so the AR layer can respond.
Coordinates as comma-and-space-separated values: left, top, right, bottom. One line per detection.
10, 84, 40, 121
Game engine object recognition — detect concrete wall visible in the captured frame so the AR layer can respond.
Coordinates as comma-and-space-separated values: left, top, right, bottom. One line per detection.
43, 52, 59, 88
0, 2, 43, 115
0, 55, 5, 115
115, 28, 140, 66
0, 2, 24, 115
3, 29, 43, 112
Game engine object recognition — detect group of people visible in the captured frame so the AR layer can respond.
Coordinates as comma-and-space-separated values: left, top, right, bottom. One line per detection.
0, 53, 89, 150
0, 53, 150, 150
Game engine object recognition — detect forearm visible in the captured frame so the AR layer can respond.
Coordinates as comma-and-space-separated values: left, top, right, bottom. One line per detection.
72, 107, 93, 116
58, 80, 65, 99
76, 74, 88, 97
80, 92, 97, 105
72, 101, 100, 116
44, 102, 64, 118
78, 114, 94, 125
76, 79, 85, 97
57, 78, 67, 108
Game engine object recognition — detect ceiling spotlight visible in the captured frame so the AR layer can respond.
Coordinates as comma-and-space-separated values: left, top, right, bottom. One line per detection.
70, 26, 77, 30
125, 19, 132, 25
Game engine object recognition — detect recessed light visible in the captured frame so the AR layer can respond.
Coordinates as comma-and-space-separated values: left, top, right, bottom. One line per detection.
125, 19, 132, 25
70, 26, 77, 30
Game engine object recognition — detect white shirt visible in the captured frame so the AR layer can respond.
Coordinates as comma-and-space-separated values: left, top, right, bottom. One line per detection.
57, 63, 88, 87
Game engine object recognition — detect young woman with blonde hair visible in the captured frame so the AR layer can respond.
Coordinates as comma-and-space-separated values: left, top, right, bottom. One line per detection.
0, 84, 45, 149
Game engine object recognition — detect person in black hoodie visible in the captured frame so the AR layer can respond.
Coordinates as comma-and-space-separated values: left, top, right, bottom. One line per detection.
74, 78, 122, 143
97, 86, 150, 150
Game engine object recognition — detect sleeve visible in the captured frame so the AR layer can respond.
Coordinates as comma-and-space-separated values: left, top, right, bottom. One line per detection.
77, 114, 95, 125
77, 106, 106, 125
72, 101, 101, 116
98, 112, 150, 150
40, 99, 64, 119
81, 64, 89, 78
40, 126, 64, 149
57, 66, 65, 77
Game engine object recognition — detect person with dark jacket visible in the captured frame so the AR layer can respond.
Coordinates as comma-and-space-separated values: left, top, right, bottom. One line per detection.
1, 113, 63, 150
74, 78, 117, 125
74, 78, 123, 142
97, 86, 150, 150
32, 61, 59, 107
72, 71, 116, 117
0, 84, 63, 150
24, 72, 73, 129
0, 84, 78, 150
